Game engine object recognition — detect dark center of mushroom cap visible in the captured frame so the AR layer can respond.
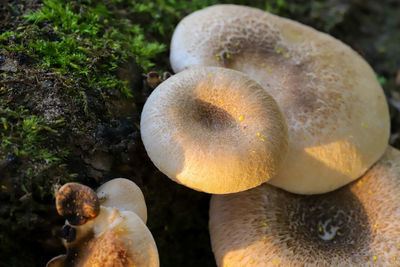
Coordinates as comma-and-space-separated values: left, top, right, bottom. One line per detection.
55, 183, 100, 226
192, 98, 235, 131
272, 186, 371, 261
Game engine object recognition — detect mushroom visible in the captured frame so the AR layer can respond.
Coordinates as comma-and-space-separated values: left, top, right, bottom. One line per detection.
170, 4, 390, 194
48, 181, 159, 267
209, 146, 400, 266
96, 178, 147, 223
140, 66, 288, 194
55, 183, 100, 226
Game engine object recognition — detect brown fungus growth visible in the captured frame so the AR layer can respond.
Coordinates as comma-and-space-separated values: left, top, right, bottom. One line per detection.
209, 146, 400, 266
48, 180, 159, 267
140, 66, 288, 194
170, 4, 390, 194
55, 183, 100, 225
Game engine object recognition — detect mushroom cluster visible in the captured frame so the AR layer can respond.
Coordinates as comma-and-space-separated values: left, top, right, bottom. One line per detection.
47, 178, 159, 267
169, 4, 390, 194
138, 3, 399, 267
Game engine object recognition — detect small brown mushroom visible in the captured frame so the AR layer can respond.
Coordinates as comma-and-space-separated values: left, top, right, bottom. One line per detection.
55, 183, 100, 225
49, 180, 159, 267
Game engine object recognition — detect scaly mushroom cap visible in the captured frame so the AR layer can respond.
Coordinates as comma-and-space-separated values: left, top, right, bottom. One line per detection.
47, 206, 159, 267
140, 66, 288, 194
96, 178, 147, 223
171, 4, 390, 194
209, 146, 400, 266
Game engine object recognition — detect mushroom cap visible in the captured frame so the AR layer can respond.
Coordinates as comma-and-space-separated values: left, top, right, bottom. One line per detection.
55, 183, 100, 225
170, 4, 390, 194
48, 206, 159, 267
96, 178, 147, 223
209, 146, 400, 266
140, 66, 288, 194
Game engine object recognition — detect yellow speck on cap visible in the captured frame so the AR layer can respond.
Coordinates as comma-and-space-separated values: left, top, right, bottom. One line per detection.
215, 54, 221, 61
283, 53, 290, 58
263, 222, 268, 226
250, 260, 254, 264
209, 74, 214, 77
374, 224, 378, 228
263, 236, 267, 240
267, 68, 272, 73
0, 86, 5, 91
368, 190, 373, 194
273, 259, 278, 264
238, 116, 244, 121
1, 185, 6, 190
358, 180, 363, 185
337, 231, 341, 236
257, 132, 261, 137
318, 226, 323, 232
260, 138, 265, 142
373, 256, 377, 260
226, 53, 231, 59
276, 48, 282, 54
330, 64, 335, 68
233, 107, 237, 111
345, 68, 349, 72
235, 42, 239, 46
261, 63, 265, 67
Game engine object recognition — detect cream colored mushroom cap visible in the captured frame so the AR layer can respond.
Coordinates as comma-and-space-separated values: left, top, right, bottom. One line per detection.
210, 146, 400, 266
96, 178, 147, 223
140, 66, 288, 194
171, 4, 390, 194
49, 206, 159, 267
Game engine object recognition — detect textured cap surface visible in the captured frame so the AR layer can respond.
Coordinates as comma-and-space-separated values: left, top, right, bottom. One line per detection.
141, 66, 288, 193
210, 146, 400, 266
171, 4, 390, 194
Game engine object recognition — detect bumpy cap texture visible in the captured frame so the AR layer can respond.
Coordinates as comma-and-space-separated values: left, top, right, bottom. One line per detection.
210, 146, 400, 266
141, 66, 288, 194
171, 4, 390, 194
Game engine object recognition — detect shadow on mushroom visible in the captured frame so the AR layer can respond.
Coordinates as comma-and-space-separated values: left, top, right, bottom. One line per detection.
210, 146, 400, 266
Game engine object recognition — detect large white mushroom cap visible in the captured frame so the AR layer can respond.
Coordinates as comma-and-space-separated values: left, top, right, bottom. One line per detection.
141, 66, 288, 194
170, 4, 390, 194
210, 146, 400, 266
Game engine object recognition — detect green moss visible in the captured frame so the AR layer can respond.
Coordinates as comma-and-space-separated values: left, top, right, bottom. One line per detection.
1, 0, 166, 98
0, 106, 62, 160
